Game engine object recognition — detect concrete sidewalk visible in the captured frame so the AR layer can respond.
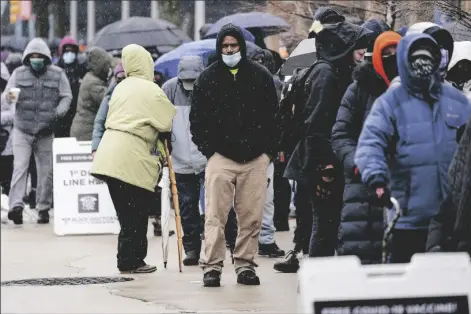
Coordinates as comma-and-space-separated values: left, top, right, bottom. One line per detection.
1, 215, 299, 313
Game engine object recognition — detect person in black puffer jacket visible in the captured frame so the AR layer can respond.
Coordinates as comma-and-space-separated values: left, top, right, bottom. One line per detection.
332, 26, 402, 264
427, 116, 471, 257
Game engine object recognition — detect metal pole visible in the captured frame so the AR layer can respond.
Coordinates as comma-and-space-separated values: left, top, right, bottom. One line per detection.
150, 0, 159, 19
28, 14, 36, 40
87, 0, 95, 45
194, 0, 205, 40
70, 0, 78, 39
121, 0, 130, 20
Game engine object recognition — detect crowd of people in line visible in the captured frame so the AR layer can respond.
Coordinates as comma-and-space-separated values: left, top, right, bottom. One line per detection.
1, 6, 471, 288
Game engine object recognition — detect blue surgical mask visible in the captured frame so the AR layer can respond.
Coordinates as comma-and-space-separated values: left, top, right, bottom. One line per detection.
29, 58, 45, 71
62, 52, 77, 64
222, 52, 241, 68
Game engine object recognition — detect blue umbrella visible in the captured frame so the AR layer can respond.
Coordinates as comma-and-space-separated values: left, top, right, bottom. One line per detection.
203, 12, 290, 39
154, 39, 263, 80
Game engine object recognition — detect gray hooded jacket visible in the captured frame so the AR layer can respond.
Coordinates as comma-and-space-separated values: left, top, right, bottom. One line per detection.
70, 47, 112, 141
162, 56, 207, 174
3, 38, 72, 136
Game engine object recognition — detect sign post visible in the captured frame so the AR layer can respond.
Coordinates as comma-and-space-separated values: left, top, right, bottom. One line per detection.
299, 253, 471, 314
53, 138, 119, 236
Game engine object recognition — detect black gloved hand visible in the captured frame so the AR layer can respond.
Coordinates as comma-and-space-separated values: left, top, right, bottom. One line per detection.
368, 184, 393, 208
159, 132, 172, 154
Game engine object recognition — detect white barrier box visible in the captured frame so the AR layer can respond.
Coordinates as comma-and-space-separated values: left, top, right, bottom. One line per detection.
299, 253, 471, 314
53, 138, 119, 236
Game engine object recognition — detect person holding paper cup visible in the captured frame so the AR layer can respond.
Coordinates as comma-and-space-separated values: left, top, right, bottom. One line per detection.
3, 38, 72, 225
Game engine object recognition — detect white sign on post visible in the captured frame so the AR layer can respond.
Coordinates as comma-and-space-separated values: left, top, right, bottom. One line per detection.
299, 253, 471, 314
53, 138, 119, 236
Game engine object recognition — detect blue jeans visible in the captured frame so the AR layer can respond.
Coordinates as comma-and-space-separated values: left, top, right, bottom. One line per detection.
175, 172, 204, 255
259, 162, 276, 244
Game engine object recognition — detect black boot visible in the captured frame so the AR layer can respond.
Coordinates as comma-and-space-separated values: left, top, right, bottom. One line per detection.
258, 242, 285, 257
37, 210, 50, 224
28, 189, 36, 209
203, 270, 221, 287
237, 270, 260, 285
273, 250, 300, 273
183, 251, 199, 266
7, 206, 23, 225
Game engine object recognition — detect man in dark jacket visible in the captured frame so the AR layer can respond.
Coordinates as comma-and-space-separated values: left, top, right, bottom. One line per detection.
284, 18, 372, 260
355, 33, 471, 263
332, 27, 401, 264
5, 38, 72, 224
56, 36, 87, 138
190, 23, 279, 287
427, 116, 471, 256
275, 9, 369, 273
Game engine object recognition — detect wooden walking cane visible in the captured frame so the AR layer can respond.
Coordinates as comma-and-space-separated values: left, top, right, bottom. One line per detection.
164, 140, 184, 273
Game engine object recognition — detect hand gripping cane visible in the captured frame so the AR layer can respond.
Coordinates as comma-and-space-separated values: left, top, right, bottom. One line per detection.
164, 140, 184, 272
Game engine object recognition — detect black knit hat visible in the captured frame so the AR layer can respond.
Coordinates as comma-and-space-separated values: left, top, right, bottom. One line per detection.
362, 19, 391, 57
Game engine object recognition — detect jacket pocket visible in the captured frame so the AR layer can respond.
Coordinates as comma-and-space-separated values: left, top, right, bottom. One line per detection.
390, 172, 410, 216
43, 81, 60, 104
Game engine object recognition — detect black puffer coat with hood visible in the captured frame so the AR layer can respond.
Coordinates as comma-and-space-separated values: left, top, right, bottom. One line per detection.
331, 20, 392, 264
190, 24, 279, 163
284, 20, 372, 184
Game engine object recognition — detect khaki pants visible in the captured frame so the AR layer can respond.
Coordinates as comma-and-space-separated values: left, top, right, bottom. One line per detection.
201, 153, 269, 274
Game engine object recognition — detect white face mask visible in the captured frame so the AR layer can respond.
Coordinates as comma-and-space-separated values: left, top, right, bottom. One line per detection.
62, 52, 76, 64
222, 52, 241, 68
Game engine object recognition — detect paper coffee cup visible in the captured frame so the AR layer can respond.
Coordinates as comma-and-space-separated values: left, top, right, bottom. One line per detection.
9, 87, 20, 103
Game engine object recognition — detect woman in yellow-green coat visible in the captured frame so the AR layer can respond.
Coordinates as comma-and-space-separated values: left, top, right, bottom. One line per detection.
91, 44, 176, 274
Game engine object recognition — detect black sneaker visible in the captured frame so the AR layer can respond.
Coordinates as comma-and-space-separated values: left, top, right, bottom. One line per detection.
203, 270, 221, 287
273, 250, 300, 273
37, 210, 50, 224
259, 242, 285, 257
7, 206, 23, 225
120, 264, 157, 274
183, 251, 199, 266
237, 270, 260, 285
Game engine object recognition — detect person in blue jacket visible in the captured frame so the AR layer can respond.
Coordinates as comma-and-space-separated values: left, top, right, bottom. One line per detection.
354, 33, 471, 263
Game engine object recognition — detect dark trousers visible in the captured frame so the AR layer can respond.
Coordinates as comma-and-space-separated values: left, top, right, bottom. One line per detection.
107, 177, 152, 271
175, 172, 204, 254
29, 155, 37, 189
273, 162, 291, 229
225, 208, 238, 249
0, 155, 14, 195
292, 182, 312, 254
391, 229, 428, 263
309, 180, 344, 257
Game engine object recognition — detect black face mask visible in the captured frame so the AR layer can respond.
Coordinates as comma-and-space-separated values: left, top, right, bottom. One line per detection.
382, 54, 398, 82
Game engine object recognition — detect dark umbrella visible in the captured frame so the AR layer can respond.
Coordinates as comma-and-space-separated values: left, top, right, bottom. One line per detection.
203, 12, 290, 39
0, 36, 27, 52
154, 39, 263, 79
280, 38, 316, 76
90, 16, 192, 53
